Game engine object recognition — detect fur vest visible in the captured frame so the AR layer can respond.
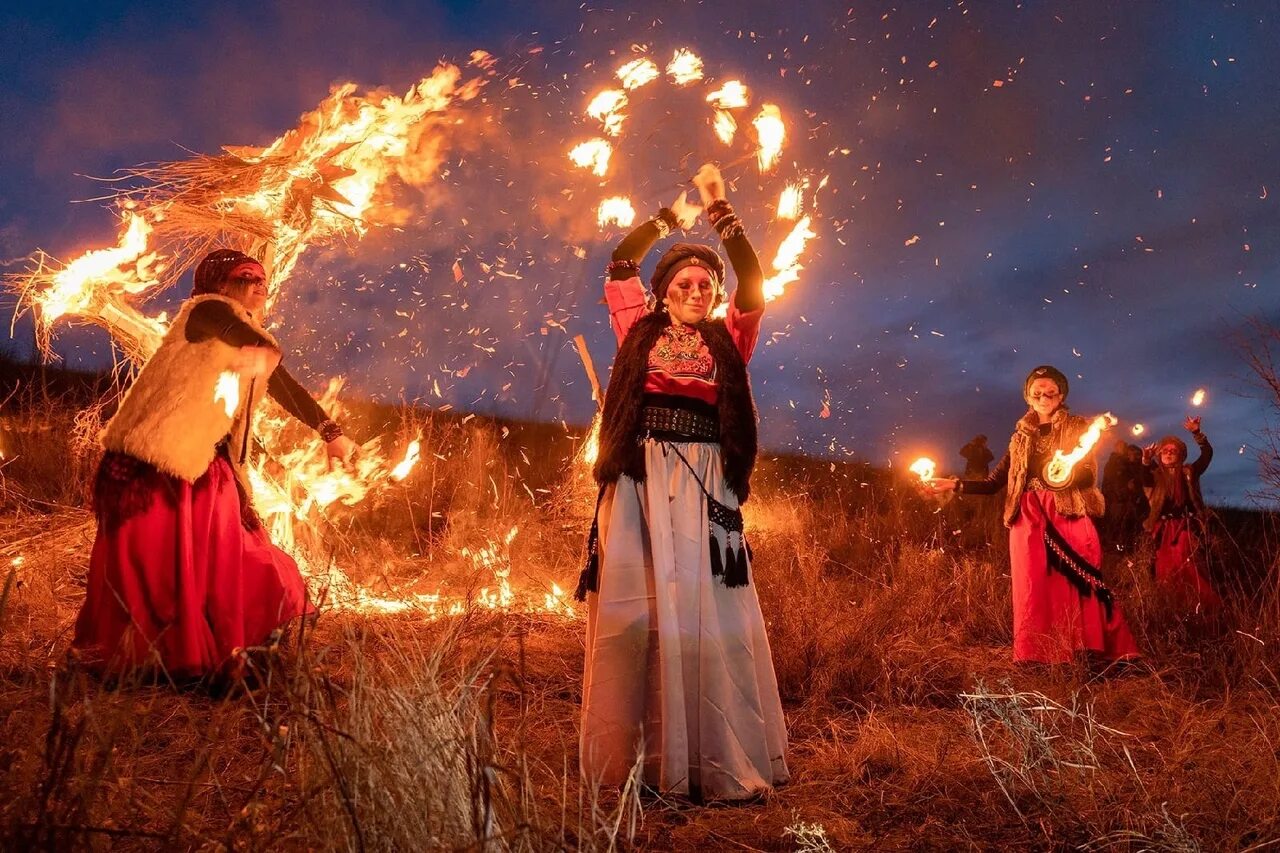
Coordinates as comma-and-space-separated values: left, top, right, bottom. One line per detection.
593, 311, 758, 502
1001, 407, 1106, 527
100, 294, 277, 483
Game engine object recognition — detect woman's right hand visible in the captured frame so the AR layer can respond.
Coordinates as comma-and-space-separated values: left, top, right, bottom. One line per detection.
233, 345, 281, 378
692, 163, 726, 206
669, 190, 702, 230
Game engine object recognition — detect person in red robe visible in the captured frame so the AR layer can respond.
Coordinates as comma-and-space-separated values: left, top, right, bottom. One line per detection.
928, 365, 1141, 666
1141, 417, 1221, 614
73, 249, 357, 682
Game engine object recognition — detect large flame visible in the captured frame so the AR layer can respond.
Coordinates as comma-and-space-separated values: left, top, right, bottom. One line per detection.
39, 212, 159, 325
666, 49, 705, 85
597, 196, 636, 228
762, 215, 817, 303
753, 104, 786, 172
1043, 413, 1118, 488
568, 138, 613, 177
214, 371, 241, 419
909, 457, 937, 482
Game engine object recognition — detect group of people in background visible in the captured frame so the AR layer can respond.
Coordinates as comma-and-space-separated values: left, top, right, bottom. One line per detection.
68, 160, 1227, 807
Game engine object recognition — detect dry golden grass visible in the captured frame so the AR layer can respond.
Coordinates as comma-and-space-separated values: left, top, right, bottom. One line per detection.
3, 373, 1280, 850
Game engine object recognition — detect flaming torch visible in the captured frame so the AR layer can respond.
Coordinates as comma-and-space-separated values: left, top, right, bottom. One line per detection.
1191, 388, 1207, 407
1042, 413, 1118, 490
909, 457, 937, 483
1131, 423, 1146, 437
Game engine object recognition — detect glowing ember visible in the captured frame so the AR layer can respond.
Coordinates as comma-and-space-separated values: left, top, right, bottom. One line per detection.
777, 182, 804, 220
753, 104, 786, 172
666, 49, 705, 85
569, 138, 613, 177
712, 110, 738, 145
1132, 424, 1146, 437
586, 89, 629, 136
390, 438, 421, 481
580, 412, 602, 469
617, 58, 660, 90
706, 80, 750, 109
213, 371, 241, 419
1191, 388, 1207, 407
598, 196, 636, 229
1043, 413, 1118, 489
909, 457, 937, 482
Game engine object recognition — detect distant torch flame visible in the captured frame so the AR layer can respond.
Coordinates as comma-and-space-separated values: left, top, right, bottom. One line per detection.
390, 439, 421, 481
569, 138, 613, 177
777, 182, 803, 220
712, 110, 738, 145
753, 104, 786, 172
214, 371, 240, 419
617, 58, 660, 90
586, 89, 629, 136
909, 457, 937, 482
598, 196, 636, 228
666, 49, 704, 85
706, 80, 750, 109
1132, 424, 1146, 437
1042, 413, 1118, 489
1191, 388, 1207, 407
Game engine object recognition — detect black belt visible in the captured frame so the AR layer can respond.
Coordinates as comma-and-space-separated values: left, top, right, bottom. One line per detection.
640, 405, 719, 442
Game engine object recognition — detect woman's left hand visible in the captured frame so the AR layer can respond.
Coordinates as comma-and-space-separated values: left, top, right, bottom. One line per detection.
325, 435, 358, 470
1184, 415, 1202, 434
669, 190, 702, 230
693, 163, 726, 206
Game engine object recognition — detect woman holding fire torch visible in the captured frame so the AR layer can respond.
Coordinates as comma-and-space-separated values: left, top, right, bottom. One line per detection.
73, 249, 356, 681
576, 164, 788, 802
928, 365, 1141, 665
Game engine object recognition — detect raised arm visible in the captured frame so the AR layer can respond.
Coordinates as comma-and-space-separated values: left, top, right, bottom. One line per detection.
694, 164, 764, 312
608, 208, 679, 278
1190, 428, 1213, 476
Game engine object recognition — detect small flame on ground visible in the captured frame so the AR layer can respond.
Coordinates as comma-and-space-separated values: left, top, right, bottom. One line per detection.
214, 371, 240, 419
390, 439, 421, 481
598, 197, 636, 229
753, 104, 786, 172
713, 110, 738, 145
909, 457, 937, 481
777, 182, 804, 220
1191, 388, 1207, 407
667, 49, 705, 85
569, 138, 613, 177
617, 58, 660, 90
1044, 413, 1118, 487
586, 89, 629, 136
706, 80, 750, 109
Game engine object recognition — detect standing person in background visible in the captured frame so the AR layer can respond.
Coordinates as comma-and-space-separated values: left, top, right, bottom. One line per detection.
576, 164, 788, 803
1142, 417, 1221, 614
960, 434, 995, 478
74, 249, 357, 682
927, 365, 1141, 666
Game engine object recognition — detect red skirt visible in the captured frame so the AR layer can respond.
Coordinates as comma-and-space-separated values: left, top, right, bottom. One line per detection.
1009, 491, 1140, 664
73, 451, 313, 678
1151, 517, 1221, 613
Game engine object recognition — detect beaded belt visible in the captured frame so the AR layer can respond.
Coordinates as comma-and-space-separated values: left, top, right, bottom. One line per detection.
641, 405, 719, 442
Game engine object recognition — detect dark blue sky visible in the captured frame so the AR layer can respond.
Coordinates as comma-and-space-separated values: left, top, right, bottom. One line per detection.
2, 1, 1278, 504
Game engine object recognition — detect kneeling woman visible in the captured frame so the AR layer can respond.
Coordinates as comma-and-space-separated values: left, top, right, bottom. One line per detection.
930, 366, 1140, 664
74, 249, 356, 680
576, 165, 788, 802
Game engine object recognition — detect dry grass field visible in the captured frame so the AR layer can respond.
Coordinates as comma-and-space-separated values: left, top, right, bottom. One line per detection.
3, 360, 1280, 851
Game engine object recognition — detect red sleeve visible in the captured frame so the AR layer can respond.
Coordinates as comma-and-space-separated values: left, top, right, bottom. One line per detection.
605, 276, 649, 344
724, 297, 764, 363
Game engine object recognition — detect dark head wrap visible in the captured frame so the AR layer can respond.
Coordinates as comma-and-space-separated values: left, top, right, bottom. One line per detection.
650, 242, 726, 304
1023, 364, 1069, 400
1158, 435, 1188, 463
193, 249, 263, 296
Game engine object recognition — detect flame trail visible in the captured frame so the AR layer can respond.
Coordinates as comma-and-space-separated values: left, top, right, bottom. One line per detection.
762, 216, 817, 302
706, 80, 750, 109
777, 182, 804, 220
1043, 413, 1118, 488
617, 58, 660, 90
568, 138, 613, 177
753, 104, 786, 172
586, 89, 629, 136
666, 49, 705, 85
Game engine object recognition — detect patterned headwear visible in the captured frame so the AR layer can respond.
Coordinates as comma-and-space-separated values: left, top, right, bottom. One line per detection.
1024, 364, 1069, 400
193, 249, 263, 296
650, 242, 726, 304
1158, 435, 1188, 463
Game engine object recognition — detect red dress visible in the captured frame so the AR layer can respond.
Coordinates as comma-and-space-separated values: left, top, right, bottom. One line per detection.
73, 448, 312, 679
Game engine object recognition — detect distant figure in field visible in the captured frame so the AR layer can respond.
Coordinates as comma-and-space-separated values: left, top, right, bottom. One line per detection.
1102, 440, 1144, 550
960, 434, 995, 478
73, 249, 357, 682
1141, 417, 1221, 613
576, 164, 787, 803
927, 365, 1140, 666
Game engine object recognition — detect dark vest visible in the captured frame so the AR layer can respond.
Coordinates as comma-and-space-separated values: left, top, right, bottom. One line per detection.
593, 311, 758, 502
1145, 465, 1206, 531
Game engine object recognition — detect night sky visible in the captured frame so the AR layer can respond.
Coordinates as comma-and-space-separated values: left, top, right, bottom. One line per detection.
2, 1, 1278, 505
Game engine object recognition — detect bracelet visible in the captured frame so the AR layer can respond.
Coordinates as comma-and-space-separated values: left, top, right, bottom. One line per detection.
713, 214, 745, 240
318, 419, 344, 442
654, 207, 679, 237
706, 199, 734, 223
605, 259, 640, 277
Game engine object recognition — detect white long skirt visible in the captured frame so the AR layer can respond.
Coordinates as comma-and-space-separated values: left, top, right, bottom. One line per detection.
580, 439, 789, 800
